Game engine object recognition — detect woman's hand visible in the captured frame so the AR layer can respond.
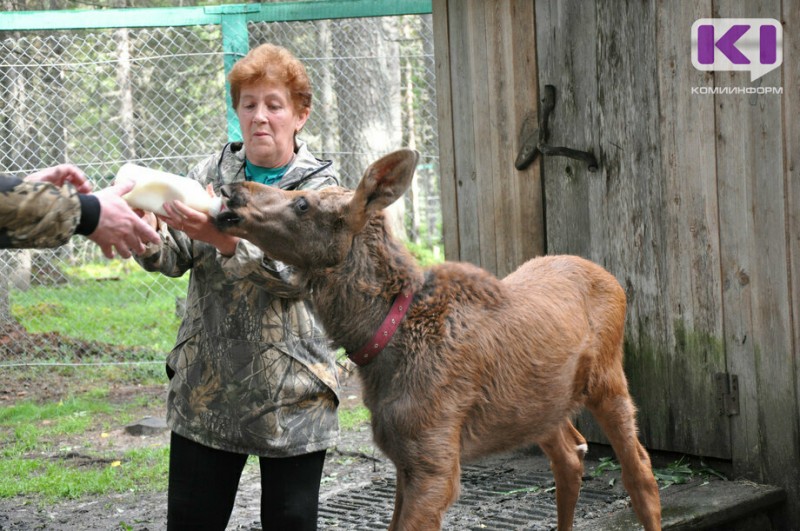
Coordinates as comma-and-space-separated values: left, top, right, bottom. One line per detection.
160, 200, 239, 256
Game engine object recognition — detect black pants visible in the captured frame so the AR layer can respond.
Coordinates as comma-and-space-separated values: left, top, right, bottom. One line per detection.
167, 431, 326, 531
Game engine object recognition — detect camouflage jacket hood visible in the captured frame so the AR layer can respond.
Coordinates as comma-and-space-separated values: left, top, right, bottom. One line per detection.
136, 140, 340, 456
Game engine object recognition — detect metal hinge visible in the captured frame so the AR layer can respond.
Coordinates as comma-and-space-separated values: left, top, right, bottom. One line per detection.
715, 373, 740, 416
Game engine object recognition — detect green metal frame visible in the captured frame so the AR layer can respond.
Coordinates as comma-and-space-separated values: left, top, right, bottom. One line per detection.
0, 1, 432, 30
0, 0, 432, 141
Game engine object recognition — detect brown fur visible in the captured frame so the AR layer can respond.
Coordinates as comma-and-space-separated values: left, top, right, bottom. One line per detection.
215, 150, 661, 530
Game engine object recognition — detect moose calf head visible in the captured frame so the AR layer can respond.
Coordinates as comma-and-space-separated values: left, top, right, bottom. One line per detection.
214, 149, 419, 270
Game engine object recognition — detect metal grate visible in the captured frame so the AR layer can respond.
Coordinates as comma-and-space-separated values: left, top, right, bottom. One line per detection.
318, 463, 624, 531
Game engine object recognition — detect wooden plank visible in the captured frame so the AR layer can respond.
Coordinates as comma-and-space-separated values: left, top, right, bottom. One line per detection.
466, 1, 497, 274
534, 0, 600, 440
446, 2, 482, 265
715, 0, 799, 519
783, 1, 800, 522
510, 1, 545, 264
591, 1, 669, 451
537, 0, 678, 450
432, 0, 461, 261
534, 0, 594, 259
655, 2, 730, 458
485, 1, 516, 277
783, 0, 800, 428
435, 0, 543, 274
484, 1, 542, 278
535, 0, 732, 459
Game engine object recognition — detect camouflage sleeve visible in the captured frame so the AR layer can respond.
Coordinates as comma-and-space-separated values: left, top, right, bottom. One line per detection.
134, 219, 194, 277
217, 172, 338, 297
0, 175, 82, 249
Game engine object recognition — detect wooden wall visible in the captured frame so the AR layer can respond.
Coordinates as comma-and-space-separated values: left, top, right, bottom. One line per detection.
433, 0, 544, 277
434, 0, 799, 525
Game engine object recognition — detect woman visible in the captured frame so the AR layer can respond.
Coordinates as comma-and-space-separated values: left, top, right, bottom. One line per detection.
135, 44, 339, 531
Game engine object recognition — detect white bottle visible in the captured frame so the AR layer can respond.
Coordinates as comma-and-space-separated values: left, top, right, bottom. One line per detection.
117, 163, 222, 217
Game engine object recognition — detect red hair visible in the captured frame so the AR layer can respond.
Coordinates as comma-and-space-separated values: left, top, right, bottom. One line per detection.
228, 43, 312, 112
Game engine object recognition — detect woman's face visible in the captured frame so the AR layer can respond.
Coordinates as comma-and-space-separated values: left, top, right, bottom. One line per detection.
237, 82, 309, 168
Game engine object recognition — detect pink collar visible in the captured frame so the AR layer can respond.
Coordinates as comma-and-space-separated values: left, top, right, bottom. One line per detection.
347, 289, 413, 366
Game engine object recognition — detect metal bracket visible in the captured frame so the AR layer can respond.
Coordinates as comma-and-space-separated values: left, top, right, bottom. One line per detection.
515, 85, 598, 172
715, 373, 740, 416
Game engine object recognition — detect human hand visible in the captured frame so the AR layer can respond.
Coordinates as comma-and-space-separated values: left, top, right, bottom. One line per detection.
161, 199, 239, 256
89, 180, 162, 259
136, 209, 159, 230
24, 164, 92, 193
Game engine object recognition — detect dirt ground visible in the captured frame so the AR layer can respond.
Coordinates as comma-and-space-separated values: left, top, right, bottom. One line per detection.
0, 370, 641, 531
0, 333, 721, 530
0, 362, 390, 531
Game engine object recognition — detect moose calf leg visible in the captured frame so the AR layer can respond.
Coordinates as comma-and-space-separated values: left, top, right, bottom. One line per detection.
391, 460, 461, 531
539, 421, 587, 531
388, 470, 406, 531
589, 393, 661, 531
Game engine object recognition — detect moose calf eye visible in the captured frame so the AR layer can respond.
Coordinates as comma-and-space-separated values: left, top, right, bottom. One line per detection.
294, 197, 310, 214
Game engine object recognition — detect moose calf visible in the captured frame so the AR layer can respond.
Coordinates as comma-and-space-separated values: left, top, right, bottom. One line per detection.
214, 149, 661, 530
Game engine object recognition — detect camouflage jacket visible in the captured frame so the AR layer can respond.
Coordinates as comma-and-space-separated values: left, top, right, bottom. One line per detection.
135, 140, 341, 456
0, 175, 98, 249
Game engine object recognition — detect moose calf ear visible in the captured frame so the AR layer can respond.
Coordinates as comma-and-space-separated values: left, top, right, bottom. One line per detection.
349, 149, 419, 233
364, 149, 419, 209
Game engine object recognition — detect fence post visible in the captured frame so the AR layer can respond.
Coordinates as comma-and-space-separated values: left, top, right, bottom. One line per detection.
215, 5, 256, 142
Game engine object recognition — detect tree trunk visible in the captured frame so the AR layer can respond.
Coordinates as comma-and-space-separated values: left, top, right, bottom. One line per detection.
2, 28, 36, 296
35, 35, 71, 284
402, 18, 420, 244
116, 27, 137, 161
332, 17, 405, 238
420, 16, 439, 248
316, 20, 337, 161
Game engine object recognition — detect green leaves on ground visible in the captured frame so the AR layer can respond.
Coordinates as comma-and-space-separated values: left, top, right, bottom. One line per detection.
589, 455, 727, 489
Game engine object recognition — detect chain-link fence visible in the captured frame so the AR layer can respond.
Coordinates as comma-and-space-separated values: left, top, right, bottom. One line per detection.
0, 7, 439, 364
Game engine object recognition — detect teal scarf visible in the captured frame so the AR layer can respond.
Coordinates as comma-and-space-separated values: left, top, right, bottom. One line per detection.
245, 158, 291, 186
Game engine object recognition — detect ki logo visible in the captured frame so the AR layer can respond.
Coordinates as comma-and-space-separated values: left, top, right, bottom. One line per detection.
691, 18, 783, 82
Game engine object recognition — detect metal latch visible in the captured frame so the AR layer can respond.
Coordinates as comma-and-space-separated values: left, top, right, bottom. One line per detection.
515, 84, 599, 172
715, 373, 740, 416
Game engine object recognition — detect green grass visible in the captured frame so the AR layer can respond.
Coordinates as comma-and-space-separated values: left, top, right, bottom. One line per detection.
10, 261, 188, 354
2, 261, 377, 502
339, 404, 370, 430
0, 447, 169, 500
404, 239, 444, 267
0, 390, 110, 425
0, 392, 168, 500
0, 386, 370, 501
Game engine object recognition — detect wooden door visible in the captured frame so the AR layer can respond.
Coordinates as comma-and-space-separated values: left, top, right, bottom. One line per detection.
535, 0, 731, 458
